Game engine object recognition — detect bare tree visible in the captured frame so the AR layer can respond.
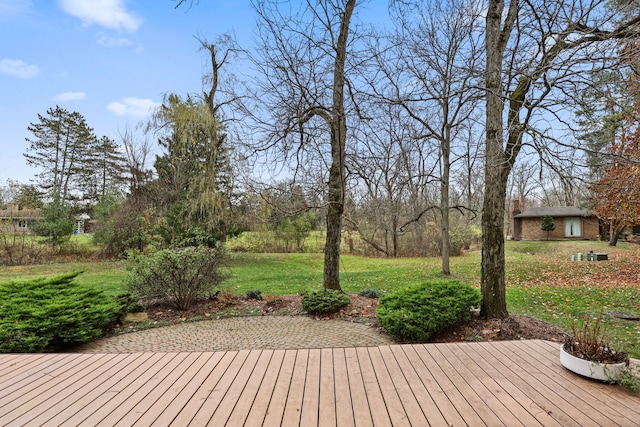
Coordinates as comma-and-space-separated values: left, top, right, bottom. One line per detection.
246, 0, 358, 290
349, 103, 439, 257
119, 125, 153, 197
482, 0, 640, 318
370, 0, 484, 273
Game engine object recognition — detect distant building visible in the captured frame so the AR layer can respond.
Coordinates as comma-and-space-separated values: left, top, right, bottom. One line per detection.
511, 203, 600, 241
74, 213, 91, 234
0, 204, 42, 235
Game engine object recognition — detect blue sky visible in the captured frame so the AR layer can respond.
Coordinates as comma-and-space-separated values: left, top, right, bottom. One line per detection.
0, 0, 256, 184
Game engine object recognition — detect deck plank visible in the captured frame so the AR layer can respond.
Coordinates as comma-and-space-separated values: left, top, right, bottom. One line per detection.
0, 353, 82, 401
439, 342, 533, 426
376, 345, 429, 426
423, 343, 508, 425
62, 352, 168, 426
344, 347, 373, 426
482, 340, 592, 426
299, 348, 321, 427
411, 344, 487, 425
355, 346, 392, 427
318, 347, 337, 427
0, 341, 638, 426
366, 346, 412, 426
0, 354, 48, 380
206, 349, 266, 426
167, 350, 240, 425
261, 349, 297, 427
280, 348, 309, 426
148, 351, 227, 426
129, 352, 217, 426
225, 349, 275, 426
497, 340, 624, 426
242, 349, 285, 426
181, 349, 252, 425
2, 353, 119, 426
393, 344, 464, 426
38, 353, 153, 426
113, 352, 203, 426
455, 341, 562, 427
79, 353, 182, 426
386, 345, 449, 426
331, 348, 355, 427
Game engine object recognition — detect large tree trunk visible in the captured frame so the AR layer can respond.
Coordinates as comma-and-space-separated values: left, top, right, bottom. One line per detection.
480, 0, 511, 319
480, 172, 509, 319
323, 0, 355, 291
609, 224, 626, 246
441, 135, 451, 275
324, 126, 345, 290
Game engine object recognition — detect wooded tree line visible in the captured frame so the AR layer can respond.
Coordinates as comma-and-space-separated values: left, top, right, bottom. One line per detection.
7, 0, 640, 319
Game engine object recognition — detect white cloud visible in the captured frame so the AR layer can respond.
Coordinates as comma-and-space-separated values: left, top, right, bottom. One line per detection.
59, 0, 141, 32
107, 97, 160, 117
0, 58, 38, 79
52, 91, 86, 102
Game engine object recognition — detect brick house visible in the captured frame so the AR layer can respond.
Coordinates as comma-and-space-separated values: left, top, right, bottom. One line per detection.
0, 204, 42, 235
512, 205, 600, 241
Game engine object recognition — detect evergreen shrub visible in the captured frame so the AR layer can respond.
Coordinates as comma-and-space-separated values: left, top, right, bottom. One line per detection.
0, 272, 119, 352
246, 289, 263, 300
358, 288, 385, 298
301, 289, 351, 314
377, 280, 481, 343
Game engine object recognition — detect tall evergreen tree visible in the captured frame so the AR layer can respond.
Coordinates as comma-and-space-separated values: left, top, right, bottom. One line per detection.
24, 106, 97, 205
81, 136, 128, 204
152, 93, 232, 244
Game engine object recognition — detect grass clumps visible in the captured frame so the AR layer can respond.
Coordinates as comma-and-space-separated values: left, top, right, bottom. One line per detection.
302, 289, 351, 314
377, 280, 481, 343
0, 272, 119, 353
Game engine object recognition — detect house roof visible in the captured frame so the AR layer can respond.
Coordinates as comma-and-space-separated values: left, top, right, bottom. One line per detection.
513, 206, 591, 218
0, 206, 42, 220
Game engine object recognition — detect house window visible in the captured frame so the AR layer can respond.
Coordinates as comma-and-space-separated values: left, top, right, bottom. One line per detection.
565, 217, 582, 237
17, 220, 27, 229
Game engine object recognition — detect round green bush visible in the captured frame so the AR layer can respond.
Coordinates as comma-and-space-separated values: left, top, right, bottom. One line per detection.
377, 280, 481, 343
126, 245, 229, 310
358, 288, 385, 298
301, 289, 351, 314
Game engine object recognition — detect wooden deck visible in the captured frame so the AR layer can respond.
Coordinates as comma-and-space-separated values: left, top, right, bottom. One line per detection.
0, 340, 638, 426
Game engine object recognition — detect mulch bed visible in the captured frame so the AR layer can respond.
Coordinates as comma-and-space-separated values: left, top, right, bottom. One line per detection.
134, 292, 569, 344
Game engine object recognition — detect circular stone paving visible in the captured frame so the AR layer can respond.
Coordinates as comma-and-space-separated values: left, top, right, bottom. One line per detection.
72, 316, 395, 353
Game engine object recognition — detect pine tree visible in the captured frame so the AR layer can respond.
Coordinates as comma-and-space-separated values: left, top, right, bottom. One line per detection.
540, 215, 555, 240
24, 106, 97, 205
79, 136, 127, 205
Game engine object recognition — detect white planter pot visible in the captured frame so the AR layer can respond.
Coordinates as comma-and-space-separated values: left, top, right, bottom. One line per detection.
560, 344, 626, 382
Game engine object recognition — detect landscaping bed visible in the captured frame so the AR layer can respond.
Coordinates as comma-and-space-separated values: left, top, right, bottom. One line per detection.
124, 292, 569, 344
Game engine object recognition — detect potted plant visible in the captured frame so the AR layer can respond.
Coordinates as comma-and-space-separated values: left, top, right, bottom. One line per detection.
560, 314, 629, 382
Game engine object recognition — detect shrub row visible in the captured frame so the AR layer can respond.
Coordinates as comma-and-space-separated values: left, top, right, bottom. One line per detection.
0, 272, 120, 353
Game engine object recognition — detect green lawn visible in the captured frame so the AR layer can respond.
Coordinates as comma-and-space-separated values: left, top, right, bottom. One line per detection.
1, 239, 639, 357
